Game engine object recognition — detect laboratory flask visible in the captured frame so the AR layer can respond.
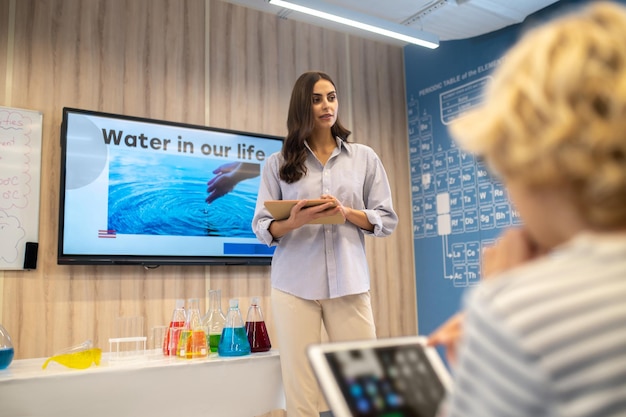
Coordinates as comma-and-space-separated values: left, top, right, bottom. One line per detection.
0, 324, 14, 370
218, 298, 251, 357
245, 297, 272, 352
202, 289, 226, 353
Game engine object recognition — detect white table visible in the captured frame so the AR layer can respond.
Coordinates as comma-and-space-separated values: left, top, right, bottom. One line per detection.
0, 350, 285, 417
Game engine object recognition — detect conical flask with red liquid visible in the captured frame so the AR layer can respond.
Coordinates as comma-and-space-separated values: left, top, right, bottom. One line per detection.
163, 299, 185, 356
245, 297, 271, 353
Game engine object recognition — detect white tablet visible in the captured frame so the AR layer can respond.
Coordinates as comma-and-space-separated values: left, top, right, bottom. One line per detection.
264, 199, 345, 224
307, 336, 452, 417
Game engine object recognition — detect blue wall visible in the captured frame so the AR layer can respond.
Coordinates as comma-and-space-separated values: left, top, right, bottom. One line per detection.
403, 0, 608, 335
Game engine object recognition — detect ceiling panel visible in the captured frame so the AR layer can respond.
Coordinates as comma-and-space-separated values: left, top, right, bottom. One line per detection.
219, 0, 561, 44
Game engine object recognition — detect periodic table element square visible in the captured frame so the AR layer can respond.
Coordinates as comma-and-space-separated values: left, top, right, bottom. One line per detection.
437, 213, 451, 236
436, 192, 450, 215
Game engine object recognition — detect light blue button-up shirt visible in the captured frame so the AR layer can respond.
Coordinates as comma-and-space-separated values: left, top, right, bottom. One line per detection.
252, 138, 398, 300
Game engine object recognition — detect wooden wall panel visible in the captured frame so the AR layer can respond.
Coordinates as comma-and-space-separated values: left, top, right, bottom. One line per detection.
347, 38, 416, 336
0, 0, 9, 326
0, 0, 9, 105
3, 0, 209, 359
1, 0, 416, 360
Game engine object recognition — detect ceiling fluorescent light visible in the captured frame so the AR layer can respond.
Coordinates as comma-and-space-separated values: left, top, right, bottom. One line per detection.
268, 0, 439, 49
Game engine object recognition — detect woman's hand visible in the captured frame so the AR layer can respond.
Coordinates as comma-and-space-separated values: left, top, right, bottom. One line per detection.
288, 198, 340, 227
206, 162, 260, 204
320, 194, 374, 231
427, 312, 464, 366
268, 198, 339, 238
482, 227, 544, 279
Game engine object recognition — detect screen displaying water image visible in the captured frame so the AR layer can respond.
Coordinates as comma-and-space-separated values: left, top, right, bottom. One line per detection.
58, 108, 283, 265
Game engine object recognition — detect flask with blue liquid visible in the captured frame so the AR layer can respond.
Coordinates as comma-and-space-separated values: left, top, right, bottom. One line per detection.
0, 324, 14, 370
218, 298, 251, 357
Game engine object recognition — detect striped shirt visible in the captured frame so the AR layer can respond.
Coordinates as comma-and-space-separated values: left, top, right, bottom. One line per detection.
442, 232, 626, 417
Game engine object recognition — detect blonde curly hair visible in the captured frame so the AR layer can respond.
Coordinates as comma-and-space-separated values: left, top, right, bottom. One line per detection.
450, 1, 626, 229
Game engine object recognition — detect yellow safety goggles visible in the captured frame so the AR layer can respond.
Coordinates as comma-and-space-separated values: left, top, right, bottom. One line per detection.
42, 340, 102, 370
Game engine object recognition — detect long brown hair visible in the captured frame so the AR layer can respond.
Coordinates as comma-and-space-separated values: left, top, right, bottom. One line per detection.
280, 71, 351, 183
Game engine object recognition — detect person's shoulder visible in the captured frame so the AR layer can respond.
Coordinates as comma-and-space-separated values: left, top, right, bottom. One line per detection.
266, 151, 283, 163
344, 141, 372, 151
466, 243, 595, 322
266, 149, 282, 158
470, 255, 557, 303
343, 141, 379, 158
262, 151, 283, 171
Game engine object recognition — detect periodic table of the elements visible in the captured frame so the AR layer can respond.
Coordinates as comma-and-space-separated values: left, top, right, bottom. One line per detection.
408, 92, 522, 289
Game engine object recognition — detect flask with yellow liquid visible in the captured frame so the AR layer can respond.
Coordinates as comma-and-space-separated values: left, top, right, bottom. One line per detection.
177, 298, 207, 359
42, 340, 102, 370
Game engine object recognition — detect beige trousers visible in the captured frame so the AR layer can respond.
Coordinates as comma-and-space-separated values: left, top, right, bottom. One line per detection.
271, 288, 377, 417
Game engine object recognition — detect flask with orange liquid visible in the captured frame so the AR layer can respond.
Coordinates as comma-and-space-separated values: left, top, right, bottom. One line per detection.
178, 298, 207, 359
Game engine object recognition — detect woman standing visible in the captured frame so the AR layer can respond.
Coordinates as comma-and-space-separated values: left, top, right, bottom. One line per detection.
252, 71, 398, 416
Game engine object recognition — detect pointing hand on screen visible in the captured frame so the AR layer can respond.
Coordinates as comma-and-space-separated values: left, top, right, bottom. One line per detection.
206, 162, 260, 204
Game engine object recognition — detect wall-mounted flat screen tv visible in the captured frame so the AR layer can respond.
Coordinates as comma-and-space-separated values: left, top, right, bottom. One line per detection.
58, 107, 283, 266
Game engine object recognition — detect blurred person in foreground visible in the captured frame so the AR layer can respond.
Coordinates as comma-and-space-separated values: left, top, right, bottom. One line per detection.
429, 2, 626, 417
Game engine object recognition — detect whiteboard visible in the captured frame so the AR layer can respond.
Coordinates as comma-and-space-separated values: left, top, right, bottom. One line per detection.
0, 106, 43, 270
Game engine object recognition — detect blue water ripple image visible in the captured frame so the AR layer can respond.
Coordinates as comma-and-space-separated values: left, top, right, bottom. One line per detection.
107, 149, 257, 237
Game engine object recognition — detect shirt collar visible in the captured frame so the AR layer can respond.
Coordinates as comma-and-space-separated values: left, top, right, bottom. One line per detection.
305, 136, 350, 155
337, 137, 351, 155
